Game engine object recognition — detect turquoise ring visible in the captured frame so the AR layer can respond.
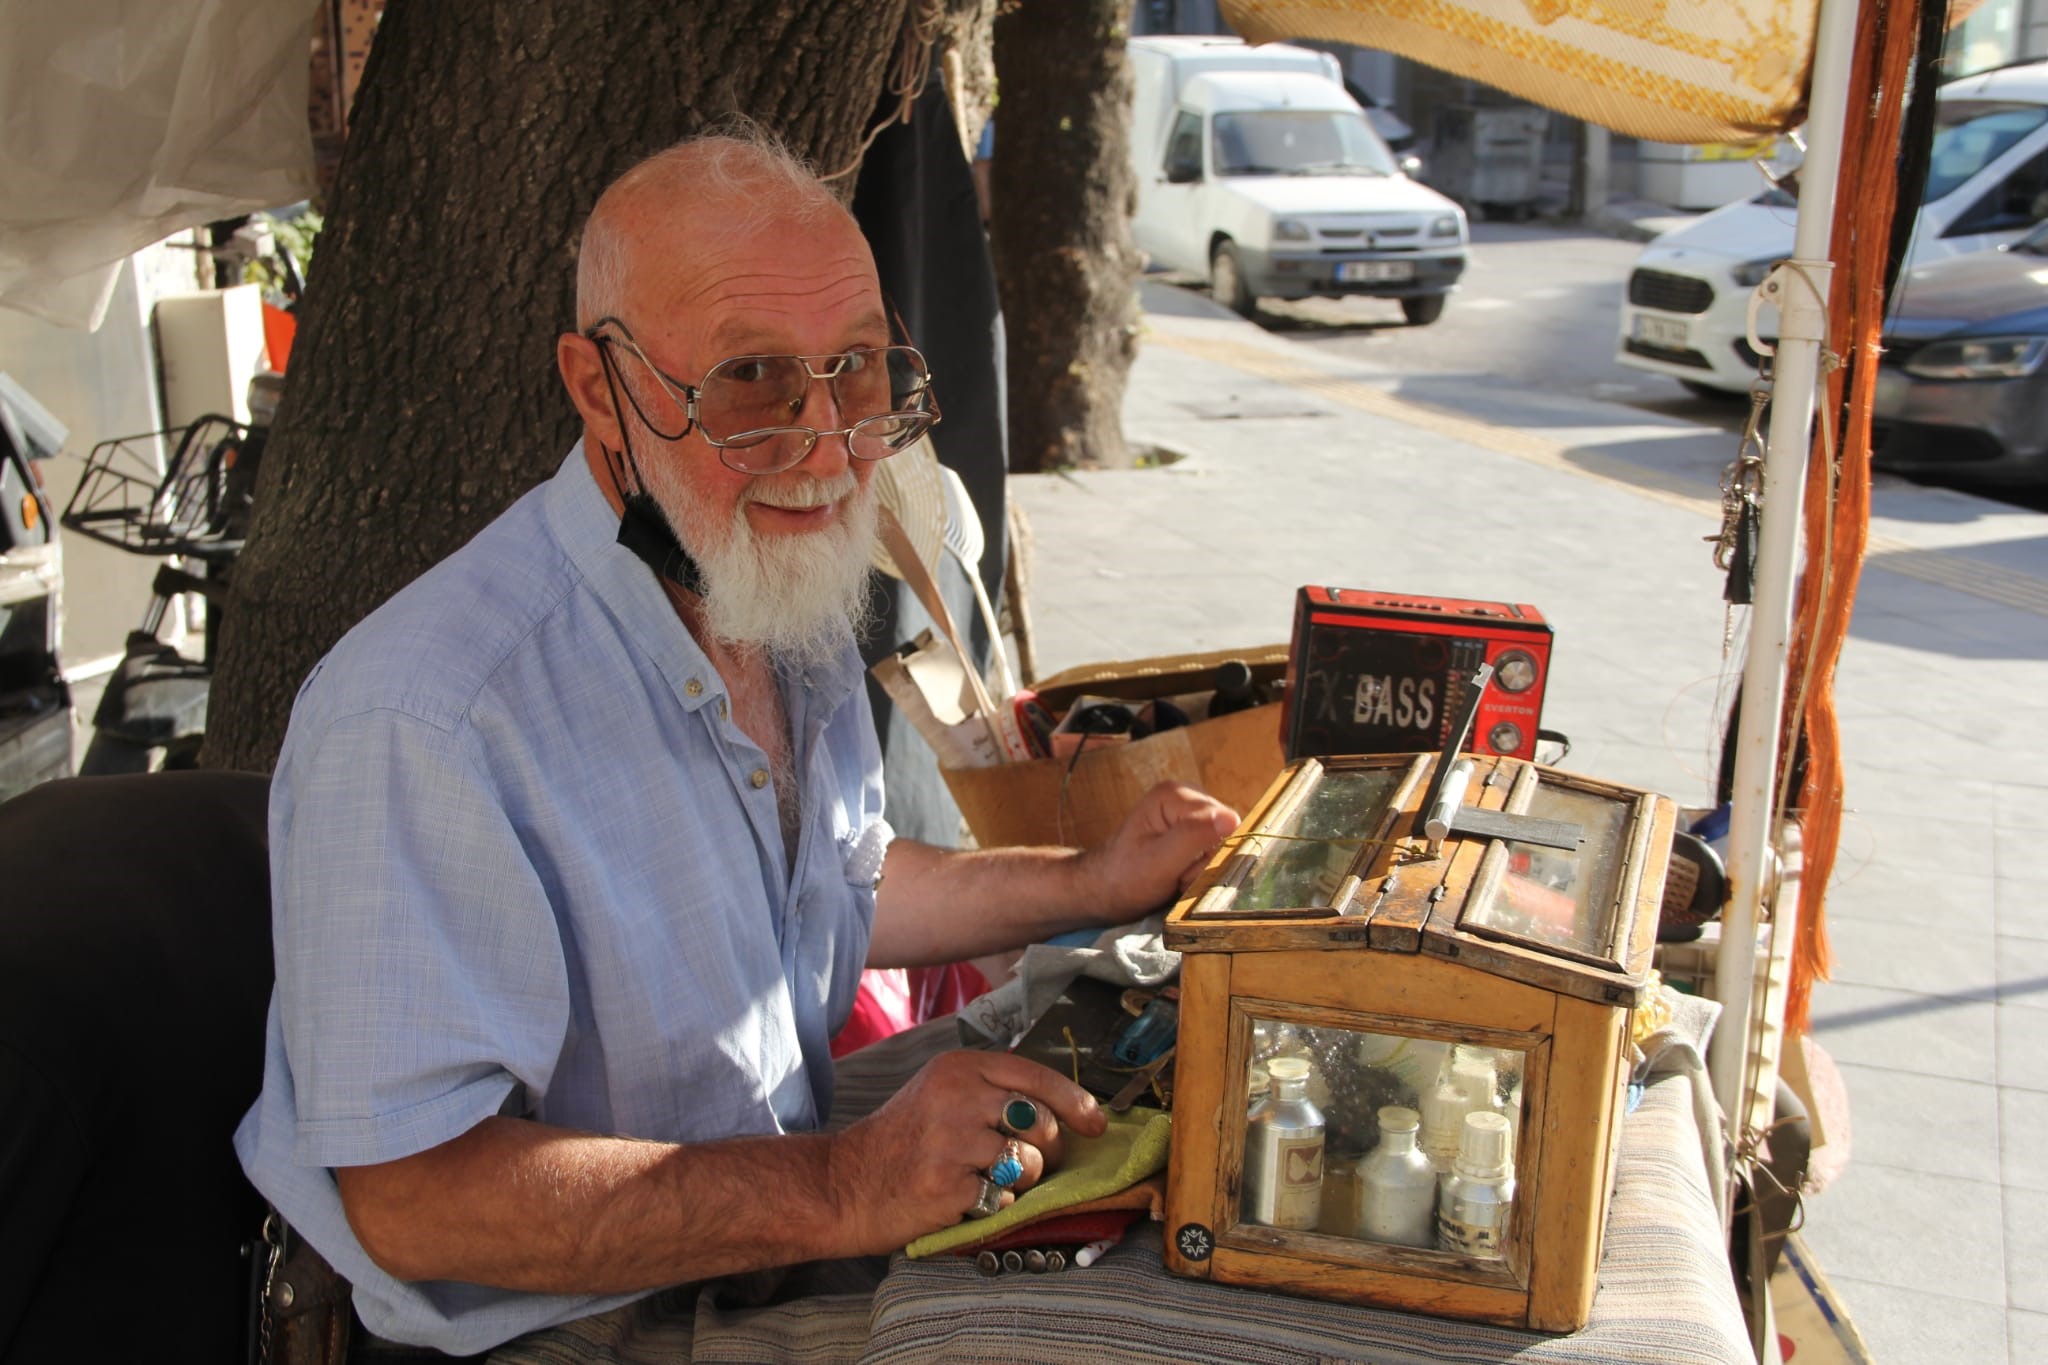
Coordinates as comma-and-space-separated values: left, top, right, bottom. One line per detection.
1000, 1096, 1039, 1136
990, 1140, 1025, 1189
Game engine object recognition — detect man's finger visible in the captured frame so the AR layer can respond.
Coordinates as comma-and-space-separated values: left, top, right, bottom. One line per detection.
974, 1052, 1107, 1138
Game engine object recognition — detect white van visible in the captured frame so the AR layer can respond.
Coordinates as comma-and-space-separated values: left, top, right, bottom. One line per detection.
1618, 59, 2048, 394
1128, 36, 1469, 324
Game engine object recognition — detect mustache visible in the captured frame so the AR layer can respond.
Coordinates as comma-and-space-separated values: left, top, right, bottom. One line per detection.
743, 471, 862, 512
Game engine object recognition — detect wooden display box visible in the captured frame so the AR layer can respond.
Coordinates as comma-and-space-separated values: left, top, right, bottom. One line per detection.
1161, 752, 1675, 1333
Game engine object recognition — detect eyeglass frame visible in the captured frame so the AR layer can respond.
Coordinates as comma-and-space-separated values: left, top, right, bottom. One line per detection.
581, 314, 941, 476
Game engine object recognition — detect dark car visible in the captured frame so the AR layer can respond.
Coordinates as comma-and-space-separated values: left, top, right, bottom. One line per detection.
1874, 222, 2048, 485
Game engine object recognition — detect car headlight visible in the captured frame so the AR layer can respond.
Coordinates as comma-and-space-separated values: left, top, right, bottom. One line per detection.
1273, 219, 1312, 242
1429, 214, 1461, 238
1902, 335, 2048, 379
1731, 257, 1784, 288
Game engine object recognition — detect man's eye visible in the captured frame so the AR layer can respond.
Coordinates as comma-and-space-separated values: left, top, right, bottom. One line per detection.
838, 351, 872, 375
727, 360, 773, 384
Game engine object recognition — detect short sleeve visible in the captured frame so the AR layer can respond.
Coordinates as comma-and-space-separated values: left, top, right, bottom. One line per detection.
273, 708, 570, 1169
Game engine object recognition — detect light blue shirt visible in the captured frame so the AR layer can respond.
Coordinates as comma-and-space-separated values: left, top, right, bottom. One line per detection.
233, 446, 888, 1354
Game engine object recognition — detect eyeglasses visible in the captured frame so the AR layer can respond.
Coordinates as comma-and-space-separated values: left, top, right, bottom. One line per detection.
585, 316, 941, 476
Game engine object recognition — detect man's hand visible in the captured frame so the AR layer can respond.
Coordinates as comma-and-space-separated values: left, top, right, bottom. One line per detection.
1082, 781, 1239, 920
826, 1051, 1107, 1253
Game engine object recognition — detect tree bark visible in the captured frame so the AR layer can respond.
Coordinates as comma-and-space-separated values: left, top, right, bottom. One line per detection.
203, 0, 912, 772
989, 0, 1140, 473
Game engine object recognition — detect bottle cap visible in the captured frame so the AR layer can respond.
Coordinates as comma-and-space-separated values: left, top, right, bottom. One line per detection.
1267, 1056, 1311, 1083
1376, 1105, 1420, 1135
1420, 1083, 1466, 1137
1451, 1055, 1499, 1108
1457, 1111, 1513, 1177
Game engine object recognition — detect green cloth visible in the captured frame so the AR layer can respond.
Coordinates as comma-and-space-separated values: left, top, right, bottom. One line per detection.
905, 1107, 1172, 1259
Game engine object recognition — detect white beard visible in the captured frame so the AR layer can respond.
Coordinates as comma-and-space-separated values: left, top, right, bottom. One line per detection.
641, 456, 879, 673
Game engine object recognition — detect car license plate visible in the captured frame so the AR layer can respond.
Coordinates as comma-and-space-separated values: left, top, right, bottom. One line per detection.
1632, 314, 1690, 350
1338, 261, 1414, 283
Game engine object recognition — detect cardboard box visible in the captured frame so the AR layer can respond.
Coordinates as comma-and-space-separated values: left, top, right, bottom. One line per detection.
942, 645, 1289, 849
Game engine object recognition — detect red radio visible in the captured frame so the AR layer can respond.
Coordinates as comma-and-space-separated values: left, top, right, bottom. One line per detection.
1283, 586, 1553, 761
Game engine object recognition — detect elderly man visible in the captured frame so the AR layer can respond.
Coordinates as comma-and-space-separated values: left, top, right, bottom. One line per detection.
234, 132, 1236, 1356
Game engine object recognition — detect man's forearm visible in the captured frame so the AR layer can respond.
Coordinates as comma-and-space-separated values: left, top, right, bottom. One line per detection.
337, 1116, 861, 1293
866, 839, 1107, 969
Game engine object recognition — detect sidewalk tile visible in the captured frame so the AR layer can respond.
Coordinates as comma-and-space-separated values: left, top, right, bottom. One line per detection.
1831, 867, 1996, 935
1994, 783, 2048, 830
1998, 935, 2048, 1011
2012, 1308, 2048, 1362
1997, 1007, 2048, 1092
1823, 918, 1996, 997
2000, 1087, 2048, 1192
1799, 1164, 2004, 1304
1808, 982, 1997, 1082
2007, 1188, 2048, 1313
1841, 774, 1996, 822
1996, 879, 2048, 942
1821, 1277, 2009, 1365
1833, 1062, 2000, 1182
1995, 828, 2048, 883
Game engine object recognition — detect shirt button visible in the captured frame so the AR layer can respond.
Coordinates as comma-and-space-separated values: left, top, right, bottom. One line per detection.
717, 698, 728, 719
750, 768, 770, 789
685, 677, 704, 697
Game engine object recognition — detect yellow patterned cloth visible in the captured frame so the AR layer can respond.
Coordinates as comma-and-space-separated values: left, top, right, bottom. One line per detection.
1221, 0, 1812, 144
904, 1107, 1174, 1259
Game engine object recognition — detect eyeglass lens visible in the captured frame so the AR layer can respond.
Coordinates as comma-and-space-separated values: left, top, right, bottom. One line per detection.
602, 331, 939, 474
701, 348, 933, 470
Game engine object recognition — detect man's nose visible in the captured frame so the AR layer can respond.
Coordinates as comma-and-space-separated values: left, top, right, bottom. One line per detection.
794, 379, 854, 474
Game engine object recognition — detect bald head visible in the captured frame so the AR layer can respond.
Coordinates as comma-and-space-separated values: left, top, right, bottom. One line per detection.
576, 131, 854, 330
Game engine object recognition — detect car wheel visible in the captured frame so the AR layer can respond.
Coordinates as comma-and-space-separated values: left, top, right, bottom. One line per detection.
1210, 242, 1254, 317
1402, 294, 1446, 326
1679, 379, 1744, 401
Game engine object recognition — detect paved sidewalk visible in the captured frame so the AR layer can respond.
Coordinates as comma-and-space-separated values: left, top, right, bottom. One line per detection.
1010, 287, 2048, 1363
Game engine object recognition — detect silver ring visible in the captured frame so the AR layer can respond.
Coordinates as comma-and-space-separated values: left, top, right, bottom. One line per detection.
965, 1177, 1004, 1219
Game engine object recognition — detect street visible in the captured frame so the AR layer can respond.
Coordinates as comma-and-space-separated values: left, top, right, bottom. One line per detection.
1173, 220, 2048, 514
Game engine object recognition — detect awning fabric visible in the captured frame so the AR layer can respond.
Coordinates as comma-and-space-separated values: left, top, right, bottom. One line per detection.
0, 0, 319, 330
1219, 0, 1816, 144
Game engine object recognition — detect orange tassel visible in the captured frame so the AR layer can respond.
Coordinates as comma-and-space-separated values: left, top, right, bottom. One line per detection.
1783, 0, 1919, 1036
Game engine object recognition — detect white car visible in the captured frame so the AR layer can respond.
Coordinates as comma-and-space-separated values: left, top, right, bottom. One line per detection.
1128, 38, 1469, 325
1618, 59, 2048, 395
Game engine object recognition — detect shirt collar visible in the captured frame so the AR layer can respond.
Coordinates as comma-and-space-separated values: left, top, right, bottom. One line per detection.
542, 443, 866, 715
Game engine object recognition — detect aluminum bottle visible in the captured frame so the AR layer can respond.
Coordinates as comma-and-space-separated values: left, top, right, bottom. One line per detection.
1354, 1106, 1438, 1248
1242, 1056, 1325, 1230
1438, 1111, 1515, 1258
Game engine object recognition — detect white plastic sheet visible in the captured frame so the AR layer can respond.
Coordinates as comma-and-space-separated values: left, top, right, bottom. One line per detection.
0, 0, 318, 330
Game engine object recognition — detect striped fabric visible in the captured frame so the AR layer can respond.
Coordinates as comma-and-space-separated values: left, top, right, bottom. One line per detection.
493, 1020, 1748, 1363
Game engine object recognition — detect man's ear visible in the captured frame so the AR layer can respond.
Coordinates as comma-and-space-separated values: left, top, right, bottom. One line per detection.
557, 333, 622, 445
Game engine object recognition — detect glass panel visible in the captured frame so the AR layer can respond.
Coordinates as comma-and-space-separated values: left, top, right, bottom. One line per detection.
1463, 782, 1633, 960
1233, 767, 1401, 913
1239, 1016, 1525, 1260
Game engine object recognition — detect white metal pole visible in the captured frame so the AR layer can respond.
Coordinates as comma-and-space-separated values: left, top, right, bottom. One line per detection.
1708, 0, 1864, 1138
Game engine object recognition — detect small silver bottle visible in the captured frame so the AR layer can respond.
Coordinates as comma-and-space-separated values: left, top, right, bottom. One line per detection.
1243, 1056, 1325, 1230
1438, 1111, 1516, 1258
1354, 1105, 1438, 1248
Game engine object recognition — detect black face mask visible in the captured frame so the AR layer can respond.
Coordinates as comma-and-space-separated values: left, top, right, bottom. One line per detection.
613, 485, 708, 597
592, 341, 707, 597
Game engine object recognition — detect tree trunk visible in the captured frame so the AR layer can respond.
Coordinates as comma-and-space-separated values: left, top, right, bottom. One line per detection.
989, 0, 1140, 473
203, 0, 911, 772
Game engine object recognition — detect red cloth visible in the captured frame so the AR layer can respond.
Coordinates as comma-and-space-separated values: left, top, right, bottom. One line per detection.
831, 963, 991, 1058
950, 1209, 1139, 1254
